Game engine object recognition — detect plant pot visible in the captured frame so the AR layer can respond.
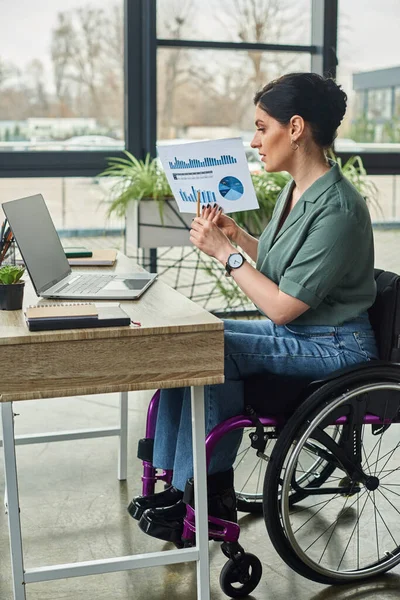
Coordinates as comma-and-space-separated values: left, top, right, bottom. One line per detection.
125, 198, 193, 253
0, 282, 25, 310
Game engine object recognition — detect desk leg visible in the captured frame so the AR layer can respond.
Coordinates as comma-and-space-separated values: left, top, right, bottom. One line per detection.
191, 385, 210, 600
1, 402, 26, 600
118, 391, 128, 481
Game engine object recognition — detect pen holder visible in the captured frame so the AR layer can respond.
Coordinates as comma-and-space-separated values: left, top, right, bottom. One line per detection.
0, 238, 16, 266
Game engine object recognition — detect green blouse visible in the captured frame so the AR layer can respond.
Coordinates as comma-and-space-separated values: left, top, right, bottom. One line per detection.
255, 162, 376, 326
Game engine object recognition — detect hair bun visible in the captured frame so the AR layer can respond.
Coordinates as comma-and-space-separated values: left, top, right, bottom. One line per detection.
321, 78, 347, 127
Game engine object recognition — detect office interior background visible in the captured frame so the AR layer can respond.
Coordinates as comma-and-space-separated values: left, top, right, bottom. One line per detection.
1, 2, 400, 600
1, 0, 400, 231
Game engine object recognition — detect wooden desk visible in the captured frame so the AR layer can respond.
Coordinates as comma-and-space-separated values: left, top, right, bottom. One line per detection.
0, 254, 224, 600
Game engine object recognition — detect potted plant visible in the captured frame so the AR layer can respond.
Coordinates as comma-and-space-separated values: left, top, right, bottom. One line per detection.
0, 265, 26, 310
98, 152, 193, 253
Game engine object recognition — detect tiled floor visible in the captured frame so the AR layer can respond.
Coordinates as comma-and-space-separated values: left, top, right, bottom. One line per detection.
0, 229, 399, 600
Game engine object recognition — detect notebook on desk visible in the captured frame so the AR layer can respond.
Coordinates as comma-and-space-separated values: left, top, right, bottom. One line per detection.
25, 303, 131, 331
16, 248, 118, 267
66, 249, 117, 266
2, 194, 157, 300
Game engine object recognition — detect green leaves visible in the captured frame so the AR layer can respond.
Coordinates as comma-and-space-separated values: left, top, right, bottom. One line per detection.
0, 265, 25, 285
331, 152, 381, 216
99, 151, 380, 230
234, 171, 290, 235
98, 152, 173, 219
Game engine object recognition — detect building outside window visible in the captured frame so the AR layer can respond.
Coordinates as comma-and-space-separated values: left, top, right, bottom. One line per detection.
395, 87, 400, 118
366, 87, 392, 121
337, 0, 400, 148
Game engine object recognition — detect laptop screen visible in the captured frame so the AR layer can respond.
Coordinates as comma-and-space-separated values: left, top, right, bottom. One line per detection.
3, 194, 71, 294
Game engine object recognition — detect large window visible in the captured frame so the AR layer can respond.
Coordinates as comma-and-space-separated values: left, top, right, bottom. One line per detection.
0, 176, 123, 231
157, 0, 311, 45
157, 49, 310, 143
0, 0, 124, 152
0, 1, 342, 180
336, 0, 400, 151
156, 0, 312, 145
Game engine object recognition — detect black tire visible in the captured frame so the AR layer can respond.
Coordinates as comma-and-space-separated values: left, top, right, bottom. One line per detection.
219, 553, 262, 598
264, 366, 400, 585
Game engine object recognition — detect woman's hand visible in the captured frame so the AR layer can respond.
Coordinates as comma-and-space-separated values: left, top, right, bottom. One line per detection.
201, 204, 239, 243
190, 215, 235, 264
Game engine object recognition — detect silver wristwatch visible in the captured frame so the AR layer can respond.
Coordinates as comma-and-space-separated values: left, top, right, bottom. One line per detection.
225, 252, 245, 276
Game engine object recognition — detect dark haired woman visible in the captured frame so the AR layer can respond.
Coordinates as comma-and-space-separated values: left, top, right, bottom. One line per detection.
128, 72, 379, 544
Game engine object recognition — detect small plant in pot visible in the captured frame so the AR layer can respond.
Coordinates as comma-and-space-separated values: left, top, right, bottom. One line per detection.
0, 265, 26, 310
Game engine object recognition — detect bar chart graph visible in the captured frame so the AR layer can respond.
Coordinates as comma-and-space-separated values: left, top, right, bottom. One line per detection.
169, 154, 237, 169
157, 138, 259, 214
179, 186, 217, 204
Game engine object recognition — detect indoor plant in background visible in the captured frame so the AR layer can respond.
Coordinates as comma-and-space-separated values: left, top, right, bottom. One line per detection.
99, 152, 193, 254
0, 265, 25, 310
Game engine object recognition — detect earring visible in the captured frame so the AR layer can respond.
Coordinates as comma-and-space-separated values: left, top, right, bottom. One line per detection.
290, 139, 299, 151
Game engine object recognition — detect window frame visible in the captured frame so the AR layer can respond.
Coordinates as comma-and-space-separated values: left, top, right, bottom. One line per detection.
2, 0, 392, 178
333, 0, 400, 174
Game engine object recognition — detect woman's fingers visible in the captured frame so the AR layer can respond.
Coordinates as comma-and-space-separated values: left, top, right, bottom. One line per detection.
201, 203, 214, 219
201, 205, 210, 218
190, 217, 205, 232
202, 203, 222, 221
212, 205, 223, 223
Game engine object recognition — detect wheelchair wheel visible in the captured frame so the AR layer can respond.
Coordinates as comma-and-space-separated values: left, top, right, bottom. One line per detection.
264, 370, 400, 585
220, 552, 262, 597
235, 424, 342, 514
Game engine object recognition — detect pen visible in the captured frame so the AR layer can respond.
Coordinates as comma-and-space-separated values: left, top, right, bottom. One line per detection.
2, 226, 11, 242
0, 218, 7, 243
131, 320, 142, 327
0, 230, 13, 264
196, 190, 201, 218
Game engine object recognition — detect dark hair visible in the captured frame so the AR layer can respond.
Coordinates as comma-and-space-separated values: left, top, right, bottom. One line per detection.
253, 72, 347, 148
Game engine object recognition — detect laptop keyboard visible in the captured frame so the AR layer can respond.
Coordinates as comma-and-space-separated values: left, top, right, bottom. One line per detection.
57, 274, 114, 294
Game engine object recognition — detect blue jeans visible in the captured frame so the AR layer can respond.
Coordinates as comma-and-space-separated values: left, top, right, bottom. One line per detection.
153, 313, 379, 490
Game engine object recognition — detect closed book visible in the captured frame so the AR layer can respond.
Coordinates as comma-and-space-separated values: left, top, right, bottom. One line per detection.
64, 247, 93, 258
26, 305, 131, 331
26, 303, 98, 320
18, 250, 117, 267
67, 249, 117, 266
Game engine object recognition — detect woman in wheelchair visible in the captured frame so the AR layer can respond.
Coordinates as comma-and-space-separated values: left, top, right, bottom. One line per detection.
129, 73, 381, 562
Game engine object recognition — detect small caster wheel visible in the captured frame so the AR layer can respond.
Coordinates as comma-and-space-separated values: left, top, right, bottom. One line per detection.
219, 552, 262, 597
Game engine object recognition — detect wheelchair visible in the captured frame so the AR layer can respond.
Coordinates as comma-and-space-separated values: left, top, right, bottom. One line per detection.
136, 269, 400, 598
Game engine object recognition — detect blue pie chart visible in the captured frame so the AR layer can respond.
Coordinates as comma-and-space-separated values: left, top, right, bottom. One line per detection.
218, 176, 244, 201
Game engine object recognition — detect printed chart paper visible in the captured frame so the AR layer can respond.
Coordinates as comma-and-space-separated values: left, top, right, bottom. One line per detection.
157, 138, 259, 214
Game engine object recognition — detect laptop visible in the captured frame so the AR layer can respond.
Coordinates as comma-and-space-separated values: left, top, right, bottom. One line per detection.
2, 194, 157, 300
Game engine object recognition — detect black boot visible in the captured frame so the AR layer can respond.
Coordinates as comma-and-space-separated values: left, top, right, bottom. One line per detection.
138, 500, 186, 545
207, 468, 237, 524
127, 485, 183, 521
138, 469, 236, 544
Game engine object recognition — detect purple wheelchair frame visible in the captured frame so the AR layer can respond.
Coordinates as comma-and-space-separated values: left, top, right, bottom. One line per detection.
140, 388, 390, 546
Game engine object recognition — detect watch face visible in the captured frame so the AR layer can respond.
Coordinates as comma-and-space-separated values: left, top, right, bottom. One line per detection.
228, 253, 244, 268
